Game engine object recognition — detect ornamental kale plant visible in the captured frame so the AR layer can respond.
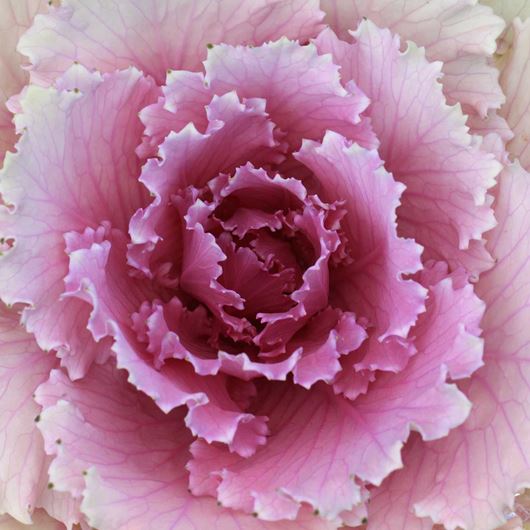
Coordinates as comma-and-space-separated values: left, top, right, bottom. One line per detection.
0, 1, 529, 530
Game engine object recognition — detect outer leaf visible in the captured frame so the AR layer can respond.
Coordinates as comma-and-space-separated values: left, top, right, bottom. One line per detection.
481, 0, 530, 53
0, 0, 49, 162
36, 361, 336, 530
0, 510, 65, 530
18, 0, 324, 85
0, 303, 56, 523
203, 38, 374, 150
320, 0, 505, 115
315, 21, 502, 275
366, 163, 530, 530
499, 19, 530, 171
0, 67, 158, 378
482, 0, 530, 26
